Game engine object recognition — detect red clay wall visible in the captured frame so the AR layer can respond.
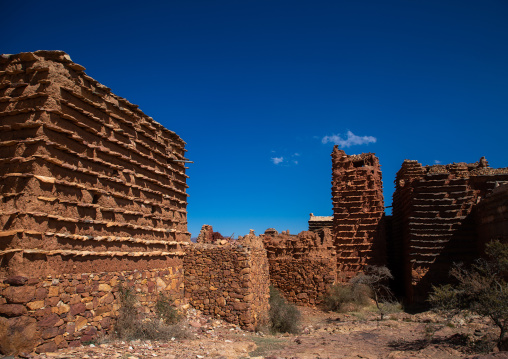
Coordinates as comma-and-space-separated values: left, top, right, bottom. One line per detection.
331, 146, 386, 281
183, 236, 270, 331
262, 229, 337, 306
392, 159, 508, 303
0, 51, 190, 278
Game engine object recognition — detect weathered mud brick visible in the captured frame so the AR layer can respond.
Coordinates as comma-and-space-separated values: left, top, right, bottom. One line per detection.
391, 157, 508, 303
331, 146, 386, 281
0, 51, 189, 354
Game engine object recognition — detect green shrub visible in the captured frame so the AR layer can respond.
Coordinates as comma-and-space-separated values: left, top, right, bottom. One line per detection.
269, 286, 301, 334
429, 240, 508, 347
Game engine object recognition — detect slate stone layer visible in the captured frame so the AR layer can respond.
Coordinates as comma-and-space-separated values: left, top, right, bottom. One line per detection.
0, 51, 190, 277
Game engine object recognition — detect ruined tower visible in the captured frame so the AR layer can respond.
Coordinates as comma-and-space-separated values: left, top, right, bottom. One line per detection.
0, 51, 190, 277
391, 158, 508, 302
331, 146, 386, 280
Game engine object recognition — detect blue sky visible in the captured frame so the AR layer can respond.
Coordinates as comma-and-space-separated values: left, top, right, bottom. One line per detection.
3, 0, 507, 238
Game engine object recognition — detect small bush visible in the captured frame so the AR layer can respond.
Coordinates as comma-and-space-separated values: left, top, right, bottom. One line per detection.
322, 283, 371, 312
429, 240, 508, 347
269, 286, 301, 334
377, 301, 403, 315
155, 294, 181, 325
324, 266, 400, 320
115, 283, 139, 340
115, 283, 188, 341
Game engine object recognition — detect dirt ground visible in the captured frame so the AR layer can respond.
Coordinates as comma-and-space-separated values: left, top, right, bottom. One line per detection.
33, 306, 508, 359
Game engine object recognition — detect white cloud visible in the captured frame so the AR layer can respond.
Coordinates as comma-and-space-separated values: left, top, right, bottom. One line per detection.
271, 156, 284, 165
434, 160, 441, 164
321, 131, 377, 148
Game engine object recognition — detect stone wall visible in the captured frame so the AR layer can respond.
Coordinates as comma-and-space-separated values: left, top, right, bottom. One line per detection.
331, 146, 386, 281
183, 235, 270, 331
391, 158, 508, 303
0, 266, 183, 354
0, 51, 190, 277
262, 229, 337, 306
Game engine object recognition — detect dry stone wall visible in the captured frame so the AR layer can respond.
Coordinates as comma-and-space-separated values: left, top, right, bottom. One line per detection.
0, 51, 190, 277
183, 233, 269, 331
0, 267, 183, 354
392, 158, 508, 302
262, 229, 337, 306
331, 146, 386, 281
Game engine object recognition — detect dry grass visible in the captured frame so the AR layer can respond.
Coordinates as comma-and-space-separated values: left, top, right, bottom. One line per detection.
114, 284, 189, 341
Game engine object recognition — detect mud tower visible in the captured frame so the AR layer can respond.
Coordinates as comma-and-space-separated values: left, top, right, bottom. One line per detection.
391, 158, 508, 303
0, 50, 190, 277
331, 145, 386, 281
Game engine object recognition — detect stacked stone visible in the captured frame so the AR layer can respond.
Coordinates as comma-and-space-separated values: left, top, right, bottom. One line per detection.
0, 51, 190, 277
183, 240, 270, 331
331, 146, 386, 281
0, 268, 183, 354
262, 229, 337, 306
392, 158, 508, 303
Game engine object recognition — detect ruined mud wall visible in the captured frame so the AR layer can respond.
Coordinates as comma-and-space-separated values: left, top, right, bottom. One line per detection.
0, 267, 183, 354
262, 229, 337, 306
392, 158, 508, 303
476, 183, 508, 247
0, 51, 190, 277
331, 146, 385, 281
183, 237, 270, 331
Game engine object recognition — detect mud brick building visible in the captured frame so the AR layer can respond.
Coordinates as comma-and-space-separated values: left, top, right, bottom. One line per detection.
0, 51, 191, 352
331, 146, 386, 281
391, 158, 508, 303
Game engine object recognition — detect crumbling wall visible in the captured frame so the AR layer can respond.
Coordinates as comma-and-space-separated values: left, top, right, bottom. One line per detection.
262, 229, 337, 306
183, 232, 269, 331
331, 146, 386, 281
0, 51, 190, 353
392, 158, 508, 303
0, 267, 183, 354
